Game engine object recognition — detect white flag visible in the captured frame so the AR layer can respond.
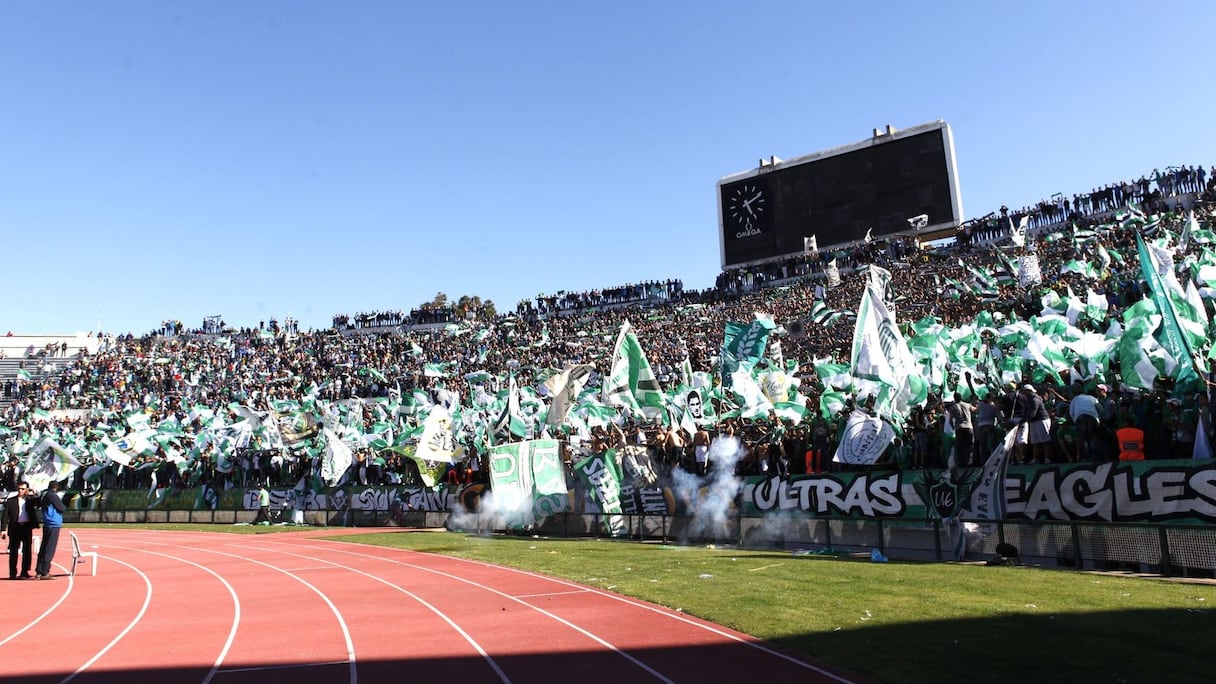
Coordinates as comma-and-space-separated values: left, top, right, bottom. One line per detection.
832, 411, 895, 465
1010, 215, 1028, 247
544, 364, 595, 426
826, 259, 841, 289
804, 235, 818, 254
320, 428, 352, 486
416, 405, 457, 464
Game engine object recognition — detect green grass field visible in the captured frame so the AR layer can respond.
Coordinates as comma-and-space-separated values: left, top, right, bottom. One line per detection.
85, 525, 1216, 683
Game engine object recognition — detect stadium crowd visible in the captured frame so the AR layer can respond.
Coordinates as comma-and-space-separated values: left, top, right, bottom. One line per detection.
2, 165, 1216, 493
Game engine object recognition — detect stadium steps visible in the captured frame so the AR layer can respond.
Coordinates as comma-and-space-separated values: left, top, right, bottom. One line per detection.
0, 355, 80, 411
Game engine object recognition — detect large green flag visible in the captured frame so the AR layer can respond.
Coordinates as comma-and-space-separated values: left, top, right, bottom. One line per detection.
488, 439, 567, 528
573, 449, 628, 536
1136, 233, 1200, 386
720, 317, 775, 386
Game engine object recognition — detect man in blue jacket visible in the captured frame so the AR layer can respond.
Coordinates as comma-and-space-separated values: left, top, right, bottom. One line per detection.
36, 480, 66, 580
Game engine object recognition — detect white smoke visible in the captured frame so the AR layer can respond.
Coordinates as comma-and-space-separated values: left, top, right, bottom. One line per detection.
669, 436, 745, 542
445, 488, 533, 533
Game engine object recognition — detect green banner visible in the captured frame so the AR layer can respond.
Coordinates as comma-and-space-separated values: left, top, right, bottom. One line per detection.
488, 439, 568, 528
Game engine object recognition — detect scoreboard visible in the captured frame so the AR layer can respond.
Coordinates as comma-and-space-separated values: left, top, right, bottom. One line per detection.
717, 121, 963, 269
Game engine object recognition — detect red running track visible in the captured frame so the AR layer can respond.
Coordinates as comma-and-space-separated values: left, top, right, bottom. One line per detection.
0, 528, 859, 684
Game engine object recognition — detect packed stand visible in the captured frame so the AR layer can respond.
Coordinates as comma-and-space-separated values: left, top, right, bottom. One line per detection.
2, 166, 1216, 492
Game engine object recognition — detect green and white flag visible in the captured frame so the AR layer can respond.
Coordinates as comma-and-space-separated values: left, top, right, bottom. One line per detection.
720, 316, 775, 388
809, 301, 844, 327
573, 449, 628, 536
491, 374, 528, 442
489, 439, 568, 529
850, 282, 924, 422
603, 320, 665, 418
1136, 233, 1201, 385
1086, 288, 1109, 323
23, 437, 82, 492
423, 362, 452, 378
819, 389, 849, 419
1060, 259, 1098, 279
16, 368, 32, 382
103, 431, 155, 466
463, 370, 493, 386
812, 360, 853, 390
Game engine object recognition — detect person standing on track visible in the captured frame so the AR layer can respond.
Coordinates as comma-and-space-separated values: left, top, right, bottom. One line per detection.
36, 480, 66, 579
1, 481, 40, 579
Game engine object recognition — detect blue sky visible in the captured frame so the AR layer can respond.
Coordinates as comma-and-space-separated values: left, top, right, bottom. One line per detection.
2, 1, 1214, 335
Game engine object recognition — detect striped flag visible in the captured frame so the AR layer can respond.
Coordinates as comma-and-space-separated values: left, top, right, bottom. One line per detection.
603, 321, 665, 419
492, 374, 528, 441
809, 301, 842, 327
1072, 224, 1098, 246
1136, 233, 1201, 385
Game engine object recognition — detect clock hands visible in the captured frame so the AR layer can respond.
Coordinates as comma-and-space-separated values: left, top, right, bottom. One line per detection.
740, 191, 764, 217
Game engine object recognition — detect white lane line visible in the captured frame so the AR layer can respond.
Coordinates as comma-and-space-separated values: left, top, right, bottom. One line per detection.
429, 553, 858, 684
238, 542, 511, 684
61, 557, 153, 684
219, 660, 349, 674
512, 589, 593, 599
119, 542, 360, 684
279, 541, 675, 684
0, 561, 78, 647
97, 543, 242, 684
76, 531, 855, 682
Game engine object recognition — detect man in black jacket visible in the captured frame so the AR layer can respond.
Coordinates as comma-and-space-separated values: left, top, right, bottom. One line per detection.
1, 481, 40, 579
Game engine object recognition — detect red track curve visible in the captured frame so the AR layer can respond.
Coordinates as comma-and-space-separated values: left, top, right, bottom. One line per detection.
0, 528, 859, 684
